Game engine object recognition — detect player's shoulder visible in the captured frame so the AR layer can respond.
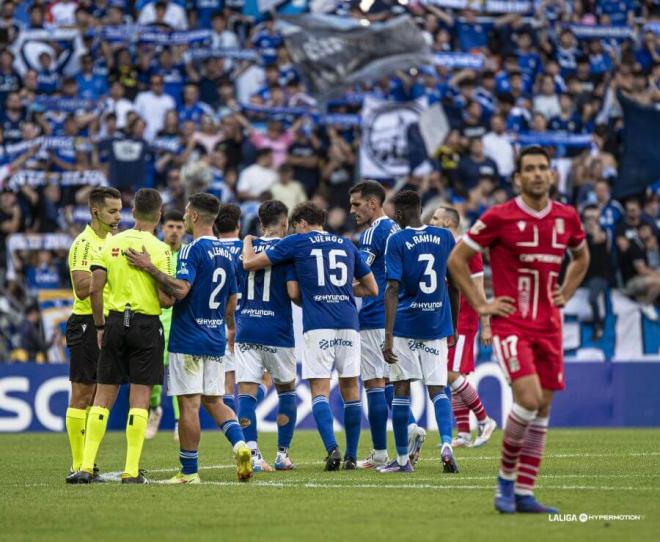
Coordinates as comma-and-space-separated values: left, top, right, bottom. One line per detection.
549, 200, 580, 220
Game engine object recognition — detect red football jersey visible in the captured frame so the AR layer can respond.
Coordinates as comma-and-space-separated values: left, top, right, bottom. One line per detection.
464, 197, 585, 333
456, 244, 484, 334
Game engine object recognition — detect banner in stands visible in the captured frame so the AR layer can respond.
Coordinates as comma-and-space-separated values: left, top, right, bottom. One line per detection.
1, 291, 657, 432
360, 96, 427, 179
279, 14, 431, 100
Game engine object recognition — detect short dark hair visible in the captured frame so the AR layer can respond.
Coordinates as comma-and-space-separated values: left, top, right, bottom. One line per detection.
516, 145, 550, 174
349, 181, 386, 205
189, 193, 220, 223
89, 187, 121, 210
290, 202, 326, 227
134, 188, 162, 222
163, 209, 184, 223
215, 203, 241, 233
391, 190, 421, 212
256, 148, 273, 161
259, 200, 288, 229
437, 206, 460, 227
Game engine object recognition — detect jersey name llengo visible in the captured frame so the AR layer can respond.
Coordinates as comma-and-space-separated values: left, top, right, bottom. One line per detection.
236, 237, 295, 347
385, 225, 455, 340
266, 230, 371, 333
168, 236, 238, 357
358, 216, 400, 330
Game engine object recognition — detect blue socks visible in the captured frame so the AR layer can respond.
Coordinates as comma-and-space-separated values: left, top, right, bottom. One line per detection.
432, 391, 453, 445
408, 407, 417, 427
392, 396, 411, 457
220, 419, 244, 447
343, 400, 362, 460
277, 390, 297, 450
256, 383, 268, 404
179, 449, 198, 475
237, 393, 257, 445
312, 395, 337, 453
366, 387, 388, 451
223, 394, 236, 414
385, 383, 394, 410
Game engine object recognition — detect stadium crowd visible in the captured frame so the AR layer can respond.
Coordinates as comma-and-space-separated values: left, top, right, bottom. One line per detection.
0, 0, 659, 362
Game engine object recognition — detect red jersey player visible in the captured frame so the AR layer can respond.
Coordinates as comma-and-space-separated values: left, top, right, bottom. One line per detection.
448, 146, 589, 514
430, 206, 497, 449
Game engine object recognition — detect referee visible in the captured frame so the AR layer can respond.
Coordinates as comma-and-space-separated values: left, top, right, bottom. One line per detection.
64, 187, 122, 480
67, 188, 175, 484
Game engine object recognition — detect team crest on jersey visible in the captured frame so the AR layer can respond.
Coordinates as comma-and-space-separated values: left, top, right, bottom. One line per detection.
555, 218, 565, 234
517, 221, 526, 232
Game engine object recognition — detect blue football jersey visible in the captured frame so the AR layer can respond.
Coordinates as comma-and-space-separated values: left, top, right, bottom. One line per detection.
358, 216, 400, 330
168, 236, 238, 356
217, 237, 243, 307
266, 230, 371, 333
236, 237, 296, 347
385, 226, 455, 340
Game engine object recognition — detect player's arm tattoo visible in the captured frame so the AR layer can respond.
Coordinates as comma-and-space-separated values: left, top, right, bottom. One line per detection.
125, 247, 190, 299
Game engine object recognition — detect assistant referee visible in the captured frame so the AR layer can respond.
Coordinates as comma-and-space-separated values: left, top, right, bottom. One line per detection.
64, 187, 121, 480
67, 188, 175, 484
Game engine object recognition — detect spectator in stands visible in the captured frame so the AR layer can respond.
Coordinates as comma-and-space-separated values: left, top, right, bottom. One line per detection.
534, 74, 562, 120
456, 137, 499, 195
483, 113, 515, 180
17, 303, 50, 363
135, 74, 176, 141
237, 148, 277, 201
286, 125, 322, 198
270, 164, 307, 212
138, 0, 188, 30
321, 126, 356, 210
582, 205, 612, 339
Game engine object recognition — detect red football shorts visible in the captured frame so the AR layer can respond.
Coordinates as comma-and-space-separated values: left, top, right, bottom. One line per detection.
447, 332, 477, 374
492, 322, 565, 391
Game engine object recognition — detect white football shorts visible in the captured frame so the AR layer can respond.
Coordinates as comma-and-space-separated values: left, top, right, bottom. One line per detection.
360, 329, 389, 381
389, 337, 448, 386
302, 329, 361, 380
235, 343, 296, 385
224, 350, 236, 372
168, 353, 224, 396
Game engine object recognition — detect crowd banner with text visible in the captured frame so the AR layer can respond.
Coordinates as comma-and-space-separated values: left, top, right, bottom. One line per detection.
279, 14, 431, 100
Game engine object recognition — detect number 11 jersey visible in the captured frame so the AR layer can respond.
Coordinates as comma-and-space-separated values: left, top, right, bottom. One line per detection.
235, 237, 296, 347
385, 225, 455, 341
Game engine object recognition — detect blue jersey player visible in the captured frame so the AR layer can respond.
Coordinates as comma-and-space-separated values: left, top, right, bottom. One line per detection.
125, 194, 252, 483
235, 201, 299, 472
381, 190, 460, 474
215, 204, 244, 415
349, 181, 427, 470
243, 202, 378, 471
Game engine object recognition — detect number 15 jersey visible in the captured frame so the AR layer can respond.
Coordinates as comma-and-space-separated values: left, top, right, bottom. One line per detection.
266, 230, 371, 333
463, 197, 585, 333
385, 225, 455, 341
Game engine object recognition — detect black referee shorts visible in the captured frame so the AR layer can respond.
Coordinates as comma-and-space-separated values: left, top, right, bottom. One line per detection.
66, 314, 99, 384
98, 311, 164, 386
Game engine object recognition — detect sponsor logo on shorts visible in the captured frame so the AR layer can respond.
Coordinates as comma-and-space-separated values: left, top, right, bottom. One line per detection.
237, 343, 278, 354
319, 338, 353, 350
407, 340, 440, 356
314, 294, 349, 303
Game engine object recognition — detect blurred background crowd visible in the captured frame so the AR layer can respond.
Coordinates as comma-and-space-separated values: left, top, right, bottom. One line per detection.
0, 0, 659, 362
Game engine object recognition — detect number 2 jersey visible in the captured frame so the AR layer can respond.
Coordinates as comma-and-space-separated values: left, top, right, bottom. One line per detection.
464, 196, 585, 333
266, 230, 371, 333
235, 237, 296, 347
385, 225, 455, 340
168, 236, 238, 357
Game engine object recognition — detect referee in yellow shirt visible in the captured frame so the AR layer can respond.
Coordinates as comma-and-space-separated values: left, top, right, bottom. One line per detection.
65, 187, 122, 480
67, 188, 175, 484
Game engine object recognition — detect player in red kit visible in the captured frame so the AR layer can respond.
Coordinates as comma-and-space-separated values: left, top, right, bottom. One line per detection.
430, 206, 497, 448
448, 146, 590, 514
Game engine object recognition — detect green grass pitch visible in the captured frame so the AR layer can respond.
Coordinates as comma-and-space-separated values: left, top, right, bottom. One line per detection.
1, 429, 658, 542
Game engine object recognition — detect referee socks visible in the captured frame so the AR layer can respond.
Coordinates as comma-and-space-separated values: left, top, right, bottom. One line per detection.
65, 407, 87, 472
81, 406, 109, 473
124, 408, 148, 478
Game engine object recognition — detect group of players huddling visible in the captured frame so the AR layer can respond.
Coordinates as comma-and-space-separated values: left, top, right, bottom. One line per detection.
63, 145, 589, 515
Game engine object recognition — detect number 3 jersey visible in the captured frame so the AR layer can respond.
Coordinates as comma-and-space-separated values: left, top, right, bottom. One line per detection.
385, 225, 455, 340
168, 236, 238, 357
464, 196, 585, 333
235, 237, 296, 347
266, 230, 371, 333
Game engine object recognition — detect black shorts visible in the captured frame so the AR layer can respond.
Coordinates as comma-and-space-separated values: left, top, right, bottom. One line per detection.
97, 311, 164, 386
66, 314, 99, 384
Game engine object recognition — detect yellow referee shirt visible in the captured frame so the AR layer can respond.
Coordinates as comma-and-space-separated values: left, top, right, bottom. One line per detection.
68, 225, 111, 316
91, 229, 173, 316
